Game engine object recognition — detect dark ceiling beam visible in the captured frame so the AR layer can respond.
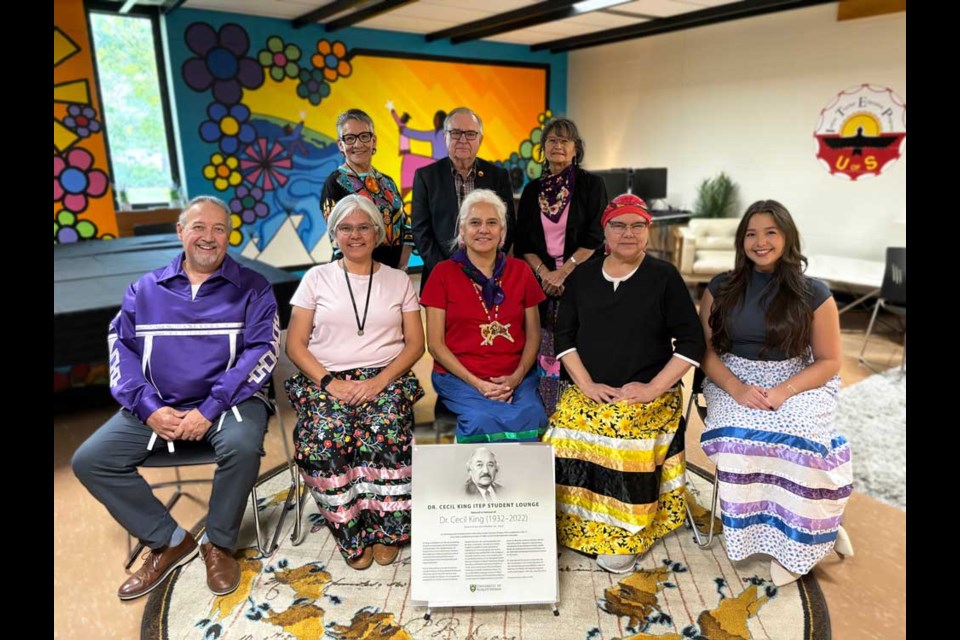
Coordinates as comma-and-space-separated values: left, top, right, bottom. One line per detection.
531, 0, 836, 53
293, 0, 366, 29
325, 0, 418, 32
160, 0, 188, 15
425, 1, 580, 43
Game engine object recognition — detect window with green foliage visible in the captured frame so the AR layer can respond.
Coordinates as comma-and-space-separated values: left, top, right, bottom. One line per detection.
90, 12, 179, 208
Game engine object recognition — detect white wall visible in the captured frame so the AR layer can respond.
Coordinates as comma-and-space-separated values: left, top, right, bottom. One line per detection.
568, 4, 906, 260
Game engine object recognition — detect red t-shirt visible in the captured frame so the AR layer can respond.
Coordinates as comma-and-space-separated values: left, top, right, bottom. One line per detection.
421, 257, 546, 379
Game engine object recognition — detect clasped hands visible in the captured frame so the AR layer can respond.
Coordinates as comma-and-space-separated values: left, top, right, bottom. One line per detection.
326, 377, 386, 406
581, 381, 660, 406
475, 373, 522, 402
732, 382, 791, 411
146, 406, 212, 442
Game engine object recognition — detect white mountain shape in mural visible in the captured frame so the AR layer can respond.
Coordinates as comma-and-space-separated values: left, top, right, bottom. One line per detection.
310, 233, 333, 264
256, 215, 313, 267
240, 236, 260, 259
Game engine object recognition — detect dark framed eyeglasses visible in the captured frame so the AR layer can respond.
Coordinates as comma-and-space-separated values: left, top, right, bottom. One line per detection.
446, 129, 480, 141
607, 221, 648, 234
341, 132, 373, 145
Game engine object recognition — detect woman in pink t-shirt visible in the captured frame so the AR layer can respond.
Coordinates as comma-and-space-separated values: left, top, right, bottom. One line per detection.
284, 195, 425, 571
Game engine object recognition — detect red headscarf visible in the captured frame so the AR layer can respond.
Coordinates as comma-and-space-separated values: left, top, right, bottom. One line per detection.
601, 194, 651, 228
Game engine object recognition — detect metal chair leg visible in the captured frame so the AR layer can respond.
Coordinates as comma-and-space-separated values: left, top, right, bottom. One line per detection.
858, 299, 883, 373
290, 466, 309, 546
685, 470, 721, 550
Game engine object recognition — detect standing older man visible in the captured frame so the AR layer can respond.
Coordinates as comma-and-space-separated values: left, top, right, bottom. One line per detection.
411, 106, 515, 290
72, 196, 280, 600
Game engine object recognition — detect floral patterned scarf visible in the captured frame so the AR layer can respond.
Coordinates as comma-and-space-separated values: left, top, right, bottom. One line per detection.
538, 164, 576, 223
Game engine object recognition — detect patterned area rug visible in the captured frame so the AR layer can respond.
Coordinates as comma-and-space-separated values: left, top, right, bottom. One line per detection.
142, 465, 830, 639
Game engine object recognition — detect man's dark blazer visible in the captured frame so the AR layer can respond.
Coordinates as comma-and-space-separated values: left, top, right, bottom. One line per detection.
411, 157, 515, 290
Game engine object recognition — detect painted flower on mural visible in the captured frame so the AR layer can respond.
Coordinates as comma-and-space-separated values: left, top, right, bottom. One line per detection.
203, 153, 243, 191
200, 102, 257, 155
229, 213, 244, 247
54, 148, 110, 214
311, 40, 351, 82
296, 67, 331, 106
63, 104, 102, 139
54, 210, 99, 244
538, 110, 554, 125
258, 36, 302, 82
182, 22, 264, 105
229, 184, 269, 223
240, 138, 293, 191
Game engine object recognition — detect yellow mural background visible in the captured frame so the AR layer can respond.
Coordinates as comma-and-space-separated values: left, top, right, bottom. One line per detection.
243, 51, 548, 183
53, 0, 118, 238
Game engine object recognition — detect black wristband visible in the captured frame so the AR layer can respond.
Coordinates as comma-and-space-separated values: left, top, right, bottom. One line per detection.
320, 374, 334, 390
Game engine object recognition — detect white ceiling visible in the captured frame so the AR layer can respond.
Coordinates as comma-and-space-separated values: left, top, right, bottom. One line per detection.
182, 0, 744, 46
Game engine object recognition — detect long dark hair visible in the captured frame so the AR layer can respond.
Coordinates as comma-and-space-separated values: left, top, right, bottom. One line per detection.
709, 200, 812, 358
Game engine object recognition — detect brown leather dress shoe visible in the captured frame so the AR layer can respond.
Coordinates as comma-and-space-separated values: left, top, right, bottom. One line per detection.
345, 546, 374, 570
199, 542, 241, 596
118, 534, 198, 601
372, 543, 399, 566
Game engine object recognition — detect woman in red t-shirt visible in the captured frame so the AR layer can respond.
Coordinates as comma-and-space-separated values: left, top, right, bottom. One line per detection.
421, 189, 548, 443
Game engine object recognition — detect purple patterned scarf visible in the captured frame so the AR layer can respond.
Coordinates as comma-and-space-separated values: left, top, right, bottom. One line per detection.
451, 248, 506, 309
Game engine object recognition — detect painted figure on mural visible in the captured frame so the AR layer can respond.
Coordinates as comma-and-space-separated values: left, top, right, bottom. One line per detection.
386, 100, 448, 199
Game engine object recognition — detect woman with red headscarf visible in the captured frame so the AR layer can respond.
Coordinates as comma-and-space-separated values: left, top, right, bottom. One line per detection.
542, 194, 705, 574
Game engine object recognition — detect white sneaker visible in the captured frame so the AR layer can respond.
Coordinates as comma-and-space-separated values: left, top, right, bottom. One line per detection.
596, 553, 638, 574
834, 525, 854, 558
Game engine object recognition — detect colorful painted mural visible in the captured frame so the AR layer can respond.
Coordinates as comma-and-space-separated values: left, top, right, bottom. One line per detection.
53, 0, 117, 242
167, 12, 566, 268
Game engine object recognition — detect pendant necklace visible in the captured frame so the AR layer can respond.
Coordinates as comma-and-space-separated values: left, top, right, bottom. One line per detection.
472, 281, 514, 347
343, 259, 374, 336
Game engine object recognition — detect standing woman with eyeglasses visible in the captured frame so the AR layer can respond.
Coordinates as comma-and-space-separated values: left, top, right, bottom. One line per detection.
284, 194, 425, 570
321, 109, 412, 270
514, 118, 607, 416
542, 194, 705, 574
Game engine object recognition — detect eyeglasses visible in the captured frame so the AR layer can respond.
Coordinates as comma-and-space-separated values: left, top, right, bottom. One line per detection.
336, 223, 376, 235
340, 132, 373, 145
607, 221, 648, 234
545, 136, 573, 147
446, 129, 480, 141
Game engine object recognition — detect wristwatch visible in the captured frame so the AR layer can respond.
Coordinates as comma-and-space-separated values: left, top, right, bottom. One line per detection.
320, 374, 334, 390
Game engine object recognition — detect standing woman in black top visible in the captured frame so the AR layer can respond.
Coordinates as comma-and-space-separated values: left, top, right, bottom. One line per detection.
515, 118, 607, 415
542, 194, 705, 574
321, 109, 412, 270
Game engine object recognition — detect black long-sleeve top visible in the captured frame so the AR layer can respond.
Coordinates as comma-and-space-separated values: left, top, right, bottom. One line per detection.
555, 256, 706, 387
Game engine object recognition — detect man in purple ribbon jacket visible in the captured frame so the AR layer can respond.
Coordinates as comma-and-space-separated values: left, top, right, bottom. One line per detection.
72, 196, 280, 600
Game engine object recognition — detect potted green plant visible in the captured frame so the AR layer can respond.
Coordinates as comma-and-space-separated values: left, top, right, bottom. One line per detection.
693, 172, 739, 218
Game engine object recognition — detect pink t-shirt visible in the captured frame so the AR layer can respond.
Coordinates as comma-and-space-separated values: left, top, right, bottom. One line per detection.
290, 262, 420, 371
542, 201, 570, 269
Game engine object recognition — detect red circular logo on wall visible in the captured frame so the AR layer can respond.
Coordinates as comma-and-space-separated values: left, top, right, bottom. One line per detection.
814, 84, 906, 181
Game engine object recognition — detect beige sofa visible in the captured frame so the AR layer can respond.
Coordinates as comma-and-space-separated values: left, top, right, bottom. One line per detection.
672, 218, 740, 282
